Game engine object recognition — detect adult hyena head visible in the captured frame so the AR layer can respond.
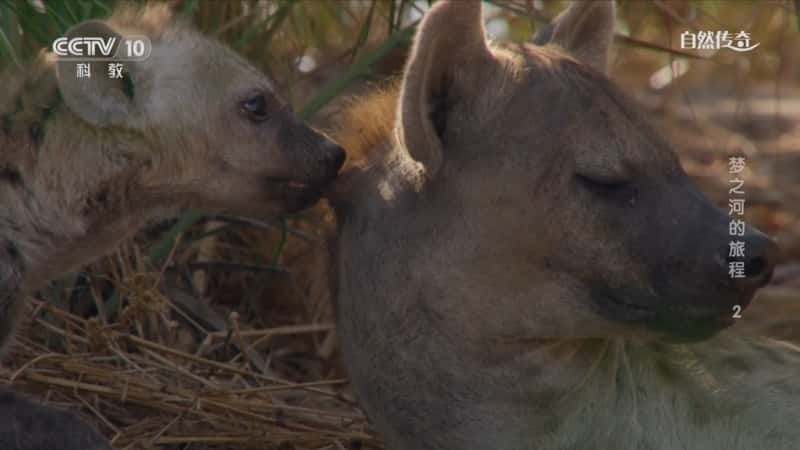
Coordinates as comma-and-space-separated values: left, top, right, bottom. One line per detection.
393, 0, 776, 342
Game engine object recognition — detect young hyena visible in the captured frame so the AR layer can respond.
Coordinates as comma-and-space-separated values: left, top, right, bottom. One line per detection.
329, 1, 799, 450
0, 5, 343, 449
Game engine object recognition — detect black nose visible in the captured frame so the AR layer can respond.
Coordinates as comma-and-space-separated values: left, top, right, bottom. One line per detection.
730, 232, 778, 293
324, 144, 346, 173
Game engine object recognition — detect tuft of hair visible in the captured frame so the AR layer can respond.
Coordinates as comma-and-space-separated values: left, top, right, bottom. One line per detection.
329, 82, 400, 171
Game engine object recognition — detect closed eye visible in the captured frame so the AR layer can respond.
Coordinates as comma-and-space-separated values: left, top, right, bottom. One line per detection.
575, 174, 637, 203
575, 173, 629, 190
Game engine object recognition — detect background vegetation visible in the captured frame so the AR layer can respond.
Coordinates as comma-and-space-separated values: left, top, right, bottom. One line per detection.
1, 1, 799, 449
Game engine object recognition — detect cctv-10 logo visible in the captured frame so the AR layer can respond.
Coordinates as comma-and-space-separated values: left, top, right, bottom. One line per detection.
52, 36, 151, 61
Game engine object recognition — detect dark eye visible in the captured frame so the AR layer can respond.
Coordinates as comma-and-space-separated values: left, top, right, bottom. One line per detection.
241, 93, 269, 122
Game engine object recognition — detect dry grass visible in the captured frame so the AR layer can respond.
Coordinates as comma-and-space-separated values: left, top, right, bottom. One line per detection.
3, 208, 377, 450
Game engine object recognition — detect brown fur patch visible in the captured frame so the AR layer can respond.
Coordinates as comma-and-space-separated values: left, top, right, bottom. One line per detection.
329, 82, 399, 171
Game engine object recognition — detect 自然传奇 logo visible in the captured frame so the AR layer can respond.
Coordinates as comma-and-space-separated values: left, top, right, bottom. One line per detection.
680, 30, 759, 52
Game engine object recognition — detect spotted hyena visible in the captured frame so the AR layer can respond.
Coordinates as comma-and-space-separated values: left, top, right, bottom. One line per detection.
0, 5, 343, 449
328, 1, 800, 450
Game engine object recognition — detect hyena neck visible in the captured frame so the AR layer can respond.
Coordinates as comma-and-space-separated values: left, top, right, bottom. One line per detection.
336, 274, 800, 450
511, 335, 800, 449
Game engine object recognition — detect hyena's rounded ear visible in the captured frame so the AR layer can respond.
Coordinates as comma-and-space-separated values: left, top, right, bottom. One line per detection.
544, 0, 616, 73
398, 0, 494, 178
55, 21, 143, 128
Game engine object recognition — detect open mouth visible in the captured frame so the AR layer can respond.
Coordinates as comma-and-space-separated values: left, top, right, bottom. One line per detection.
265, 174, 336, 191
285, 180, 309, 189
264, 176, 329, 211
266, 177, 310, 189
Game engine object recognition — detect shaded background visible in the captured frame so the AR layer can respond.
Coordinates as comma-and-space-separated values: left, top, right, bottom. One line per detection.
1, 1, 799, 448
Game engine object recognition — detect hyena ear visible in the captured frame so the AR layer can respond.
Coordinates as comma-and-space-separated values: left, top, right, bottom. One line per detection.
55, 21, 144, 128
547, 0, 616, 73
398, 0, 493, 177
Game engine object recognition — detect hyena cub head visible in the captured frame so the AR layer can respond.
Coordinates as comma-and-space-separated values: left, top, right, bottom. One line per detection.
54, 6, 345, 217
0, 5, 344, 288
398, 0, 776, 341
0, 6, 345, 442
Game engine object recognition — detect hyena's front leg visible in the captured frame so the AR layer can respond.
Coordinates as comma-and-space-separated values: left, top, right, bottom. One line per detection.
0, 245, 111, 450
